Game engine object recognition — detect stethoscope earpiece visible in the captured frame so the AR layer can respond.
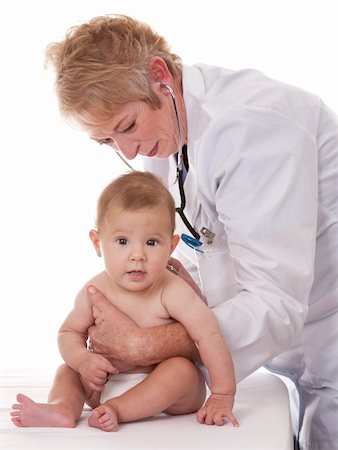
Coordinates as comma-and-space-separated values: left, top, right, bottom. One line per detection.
158, 83, 175, 97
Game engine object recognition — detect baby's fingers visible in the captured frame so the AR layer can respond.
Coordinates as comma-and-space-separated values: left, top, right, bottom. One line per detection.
95, 355, 119, 375
197, 407, 239, 427
196, 406, 207, 424
220, 411, 239, 427
105, 361, 119, 375
86, 376, 107, 392
196, 407, 215, 425
230, 414, 239, 427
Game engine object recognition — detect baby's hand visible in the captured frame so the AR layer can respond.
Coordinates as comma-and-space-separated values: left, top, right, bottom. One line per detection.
196, 393, 239, 427
78, 352, 118, 392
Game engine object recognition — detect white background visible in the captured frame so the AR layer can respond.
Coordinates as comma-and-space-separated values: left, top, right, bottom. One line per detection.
1, 0, 337, 370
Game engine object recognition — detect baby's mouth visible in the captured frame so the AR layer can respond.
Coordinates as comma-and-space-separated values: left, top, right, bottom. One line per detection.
127, 270, 146, 281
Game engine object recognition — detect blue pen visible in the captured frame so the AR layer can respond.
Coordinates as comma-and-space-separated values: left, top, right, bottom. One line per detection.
181, 233, 204, 253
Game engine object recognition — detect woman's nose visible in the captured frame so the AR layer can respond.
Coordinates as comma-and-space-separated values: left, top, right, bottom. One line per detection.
115, 136, 139, 160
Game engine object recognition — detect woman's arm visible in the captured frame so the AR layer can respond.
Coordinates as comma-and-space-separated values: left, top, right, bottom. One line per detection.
87, 285, 200, 368
194, 105, 319, 383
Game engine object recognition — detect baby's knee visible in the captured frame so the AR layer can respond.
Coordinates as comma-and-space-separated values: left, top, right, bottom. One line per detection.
54, 363, 76, 378
162, 357, 199, 378
55, 363, 69, 372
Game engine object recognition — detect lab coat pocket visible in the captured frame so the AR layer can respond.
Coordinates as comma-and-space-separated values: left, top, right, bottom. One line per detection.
196, 247, 237, 307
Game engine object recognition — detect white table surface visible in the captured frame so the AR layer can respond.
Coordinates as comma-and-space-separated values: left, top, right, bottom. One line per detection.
0, 369, 293, 450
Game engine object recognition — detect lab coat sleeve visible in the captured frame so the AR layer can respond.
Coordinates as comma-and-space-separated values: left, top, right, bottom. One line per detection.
198, 105, 318, 383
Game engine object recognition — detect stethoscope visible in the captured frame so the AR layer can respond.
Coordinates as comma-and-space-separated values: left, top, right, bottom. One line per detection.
115, 83, 215, 252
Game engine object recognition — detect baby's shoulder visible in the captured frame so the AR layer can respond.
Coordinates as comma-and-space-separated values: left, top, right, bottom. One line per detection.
161, 270, 196, 299
75, 271, 109, 303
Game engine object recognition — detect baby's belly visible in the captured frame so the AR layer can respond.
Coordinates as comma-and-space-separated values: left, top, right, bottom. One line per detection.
125, 364, 156, 374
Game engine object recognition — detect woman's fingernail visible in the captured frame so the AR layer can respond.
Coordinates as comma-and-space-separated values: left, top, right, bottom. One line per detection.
88, 285, 97, 294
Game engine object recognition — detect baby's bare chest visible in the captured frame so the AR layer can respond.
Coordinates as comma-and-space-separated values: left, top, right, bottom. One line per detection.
108, 291, 173, 328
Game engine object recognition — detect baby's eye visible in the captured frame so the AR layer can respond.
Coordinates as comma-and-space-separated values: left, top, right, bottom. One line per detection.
117, 238, 128, 245
146, 239, 158, 246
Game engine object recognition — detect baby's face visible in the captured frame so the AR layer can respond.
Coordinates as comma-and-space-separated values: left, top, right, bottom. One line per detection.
96, 205, 178, 292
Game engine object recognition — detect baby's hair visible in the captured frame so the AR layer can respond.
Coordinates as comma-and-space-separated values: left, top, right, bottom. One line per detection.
96, 171, 176, 232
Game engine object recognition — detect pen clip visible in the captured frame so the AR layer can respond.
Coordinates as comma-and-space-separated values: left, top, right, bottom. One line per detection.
181, 233, 204, 253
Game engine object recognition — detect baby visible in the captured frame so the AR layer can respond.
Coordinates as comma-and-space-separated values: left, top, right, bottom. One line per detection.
11, 171, 238, 431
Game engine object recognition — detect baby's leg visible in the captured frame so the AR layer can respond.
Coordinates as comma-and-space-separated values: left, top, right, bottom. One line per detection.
11, 364, 95, 428
88, 357, 206, 431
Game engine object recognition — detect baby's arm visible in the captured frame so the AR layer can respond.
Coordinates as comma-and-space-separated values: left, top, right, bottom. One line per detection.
163, 275, 238, 426
58, 285, 118, 391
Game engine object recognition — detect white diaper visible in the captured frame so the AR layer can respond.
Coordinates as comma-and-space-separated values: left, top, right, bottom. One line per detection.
100, 372, 149, 404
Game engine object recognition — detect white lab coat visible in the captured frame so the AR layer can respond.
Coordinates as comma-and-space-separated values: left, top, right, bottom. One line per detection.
144, 64, 338, 449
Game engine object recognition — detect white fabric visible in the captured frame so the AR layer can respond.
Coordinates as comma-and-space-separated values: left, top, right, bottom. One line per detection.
1, 369, 292, 450
266, 309, 338, 450
143, 64, 338, 449
100, 372, 148, 403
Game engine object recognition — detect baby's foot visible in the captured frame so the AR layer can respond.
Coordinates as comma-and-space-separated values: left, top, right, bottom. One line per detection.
10, 393, 75, 428
88, 402, 119, 432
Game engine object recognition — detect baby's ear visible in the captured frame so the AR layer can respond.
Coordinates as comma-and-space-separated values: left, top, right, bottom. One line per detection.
170, 234, 180, 254
89, 229, 102, 257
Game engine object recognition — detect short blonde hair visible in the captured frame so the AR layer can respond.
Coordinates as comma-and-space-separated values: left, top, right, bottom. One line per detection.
45, 15, 181, 130
96, 171, 176, 232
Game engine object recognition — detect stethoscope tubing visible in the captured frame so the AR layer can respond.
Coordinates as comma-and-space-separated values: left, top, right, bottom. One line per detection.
115, 83, 201, 243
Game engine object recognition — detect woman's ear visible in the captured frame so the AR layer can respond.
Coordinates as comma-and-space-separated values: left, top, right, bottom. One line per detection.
170, 234, 180, 254
89, 229, 102, 257
148, 56, 173, 86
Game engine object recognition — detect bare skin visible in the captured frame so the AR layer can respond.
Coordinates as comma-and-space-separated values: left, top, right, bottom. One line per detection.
87, 357, 207, 432
88, 403, 119, 432
11, 393, 76, 428
87, 258, 201, 370
10, 365, 89, 428
11, 358, 207, 431
10, 239, 237, 429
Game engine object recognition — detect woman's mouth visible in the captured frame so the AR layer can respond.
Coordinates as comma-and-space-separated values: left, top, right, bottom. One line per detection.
147, 143, 158, 158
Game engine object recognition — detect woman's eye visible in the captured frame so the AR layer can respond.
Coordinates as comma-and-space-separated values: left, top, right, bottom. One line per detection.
146, 239, 158, 246
117, 238, 128, 245
99, 138, 117, 149
122, 121, 136, 133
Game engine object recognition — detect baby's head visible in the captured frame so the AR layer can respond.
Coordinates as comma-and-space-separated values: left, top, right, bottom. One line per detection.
95, 171, 176, 233
90, 172, 179, 290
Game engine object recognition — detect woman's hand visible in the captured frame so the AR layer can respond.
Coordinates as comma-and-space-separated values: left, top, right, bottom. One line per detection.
87, 285, 200, 368
87, 286, 140, 372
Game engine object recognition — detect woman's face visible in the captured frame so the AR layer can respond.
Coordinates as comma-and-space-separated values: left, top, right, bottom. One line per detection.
90, 96, 181, 160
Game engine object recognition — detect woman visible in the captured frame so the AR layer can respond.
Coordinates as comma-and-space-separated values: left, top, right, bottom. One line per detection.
46, 14, 338, 449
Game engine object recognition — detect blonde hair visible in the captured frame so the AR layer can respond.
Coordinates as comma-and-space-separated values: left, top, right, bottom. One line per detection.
45, 15, 181, 130
96, 171, 176, 232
